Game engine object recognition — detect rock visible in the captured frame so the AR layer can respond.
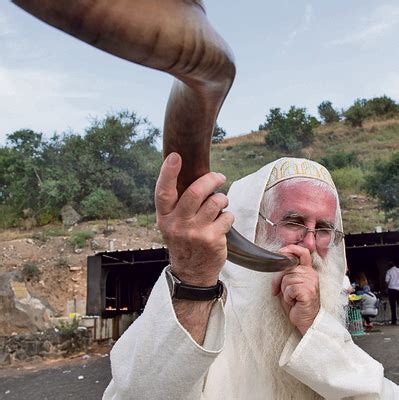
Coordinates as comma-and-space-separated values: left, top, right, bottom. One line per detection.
15, 349, 27, 361
74, 248, 83, 254
26, 239, 34, 244
125, 217, 137, 224
61, 205, 81, 226
0, 351, 11, 366
69, 266, 82, 272
90, 239, 100, 250
42, 340, 52, 352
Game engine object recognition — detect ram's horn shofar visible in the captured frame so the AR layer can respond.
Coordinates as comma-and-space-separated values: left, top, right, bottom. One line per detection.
13, 0, 298, 272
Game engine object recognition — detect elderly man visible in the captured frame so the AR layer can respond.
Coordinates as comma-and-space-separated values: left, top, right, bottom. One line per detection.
104, 155, 398, 399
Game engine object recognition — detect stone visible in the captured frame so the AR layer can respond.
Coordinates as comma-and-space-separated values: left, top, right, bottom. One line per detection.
42, 340, 52, 352
61, 205, 81, 226
0, 350, 11, 366
15, 349, 27, 360
90, 240, 100, 250
125, 217, 137, 224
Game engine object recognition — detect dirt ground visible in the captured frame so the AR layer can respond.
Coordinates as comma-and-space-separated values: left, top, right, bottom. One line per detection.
0, 218, 163, 318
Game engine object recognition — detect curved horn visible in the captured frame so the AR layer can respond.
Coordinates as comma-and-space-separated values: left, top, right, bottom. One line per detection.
13, 0, 298, 272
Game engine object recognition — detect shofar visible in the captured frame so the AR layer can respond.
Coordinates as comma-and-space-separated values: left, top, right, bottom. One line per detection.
13, 0, 297, 272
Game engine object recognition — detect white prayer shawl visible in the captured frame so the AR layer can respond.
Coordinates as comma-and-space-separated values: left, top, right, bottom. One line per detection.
103, 159, 398, 400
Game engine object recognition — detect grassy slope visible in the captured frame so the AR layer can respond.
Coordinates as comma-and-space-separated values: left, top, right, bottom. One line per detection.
210, 118, 399, 233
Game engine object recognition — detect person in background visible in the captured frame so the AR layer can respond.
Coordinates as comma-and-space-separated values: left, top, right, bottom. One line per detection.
360, 285, 379, 331
385, 262, 399, 325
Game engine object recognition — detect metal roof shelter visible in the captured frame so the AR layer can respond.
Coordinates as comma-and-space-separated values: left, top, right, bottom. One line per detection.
87, 247, 169, 317
345, 230, 399, 291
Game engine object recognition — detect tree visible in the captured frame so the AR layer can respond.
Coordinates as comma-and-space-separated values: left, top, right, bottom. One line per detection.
365, 95, 399, 117
318, 101, 340, 124
212, 123, 227, 144
81, 188, 123, 219
343, 98, 370, 127
262, 107, 315, 152
363, 152, 399, 219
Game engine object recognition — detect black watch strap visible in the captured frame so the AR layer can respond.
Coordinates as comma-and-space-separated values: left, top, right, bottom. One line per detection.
166, 266, 224, 301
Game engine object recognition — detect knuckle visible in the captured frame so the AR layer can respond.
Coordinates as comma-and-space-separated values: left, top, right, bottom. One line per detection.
186, 186, 202, 202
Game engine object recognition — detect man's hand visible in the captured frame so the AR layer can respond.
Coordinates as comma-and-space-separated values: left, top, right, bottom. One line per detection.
271, 245, 320, 335
155, 152, 234, 286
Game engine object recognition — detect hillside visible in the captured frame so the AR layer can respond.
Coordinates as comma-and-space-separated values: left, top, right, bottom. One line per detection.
211, 117, 399, 233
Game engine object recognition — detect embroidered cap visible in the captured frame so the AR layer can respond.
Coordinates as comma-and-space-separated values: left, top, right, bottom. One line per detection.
265, 157, 335, 191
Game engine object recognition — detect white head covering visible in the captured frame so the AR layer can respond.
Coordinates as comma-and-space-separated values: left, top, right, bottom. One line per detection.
222, 156, 345, 287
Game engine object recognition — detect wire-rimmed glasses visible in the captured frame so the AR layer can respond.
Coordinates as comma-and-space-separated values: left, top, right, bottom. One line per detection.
258, 213, 344, 249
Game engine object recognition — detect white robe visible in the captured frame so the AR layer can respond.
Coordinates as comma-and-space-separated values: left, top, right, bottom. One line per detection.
103, 159, 399, 399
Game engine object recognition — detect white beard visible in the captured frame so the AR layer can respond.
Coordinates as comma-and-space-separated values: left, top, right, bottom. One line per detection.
241, 236, 346, 399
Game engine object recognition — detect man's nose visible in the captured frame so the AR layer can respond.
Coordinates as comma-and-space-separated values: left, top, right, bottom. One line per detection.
300, 230, 317, 253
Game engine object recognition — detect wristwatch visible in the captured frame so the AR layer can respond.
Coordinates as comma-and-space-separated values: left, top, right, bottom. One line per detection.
165, 266, 224, 301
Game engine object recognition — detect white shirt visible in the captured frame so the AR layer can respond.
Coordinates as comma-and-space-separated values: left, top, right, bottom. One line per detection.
386, 266, 399, 290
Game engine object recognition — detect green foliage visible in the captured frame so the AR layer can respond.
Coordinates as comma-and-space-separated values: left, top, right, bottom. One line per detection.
81, 188, 122, 219
318, 101, 341, 124
21, 262, 41, 282
46, 226, 67, 237
0, 110, 162, 227
261, 107, 315, 152
330, 167, 364, 192
363, 152, 399, 219
69, 230, 95, 248
344, 99, 370, 127
137, 212, 156, 227
320, 151, 358, 170
57, 318, 79, 334
365, 95, 398, 117
212, 123, 227, 144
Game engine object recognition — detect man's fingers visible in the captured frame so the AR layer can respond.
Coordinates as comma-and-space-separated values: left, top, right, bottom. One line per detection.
213, 211, 235, 234
155, 153, 182, 215
197, 193, 229, 222
279, 245, 313, 269
176, 172, 226, 218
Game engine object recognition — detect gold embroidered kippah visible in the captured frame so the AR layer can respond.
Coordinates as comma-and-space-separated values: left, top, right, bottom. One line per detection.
265, 157, 335, 191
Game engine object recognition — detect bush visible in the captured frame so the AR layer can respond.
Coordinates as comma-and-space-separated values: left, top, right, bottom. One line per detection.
212, 123, 227, 144
365, 95, 398, 117
81, 188, 123, 220
320, 152, 358, 170
22, 262, 41, 282
261, 107, 315, 152
363, 152, 399, 219
344, 99, 370, 127
57, 318, 79, 334
46, 226, 67, 237
137, 213, 156, 227
318, 101, 341, 124
69, 230, 95, 248
331, 167, 364, 192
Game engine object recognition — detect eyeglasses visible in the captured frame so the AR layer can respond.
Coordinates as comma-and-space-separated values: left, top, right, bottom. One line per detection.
258, 213, 344, 249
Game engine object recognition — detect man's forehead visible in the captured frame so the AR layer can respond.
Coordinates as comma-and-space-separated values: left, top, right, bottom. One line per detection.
270, 179, 337, 221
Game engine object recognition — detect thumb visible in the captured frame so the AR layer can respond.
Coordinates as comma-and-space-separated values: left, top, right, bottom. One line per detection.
155, 152, 182, 215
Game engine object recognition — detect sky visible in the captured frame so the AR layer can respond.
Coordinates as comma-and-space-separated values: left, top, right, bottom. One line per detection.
1, 1, 399, 145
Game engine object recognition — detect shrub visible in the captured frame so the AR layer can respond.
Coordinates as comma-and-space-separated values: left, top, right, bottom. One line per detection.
137, 213, 156, 227
69, 230, 95, 248
318, 101, 341, 124
344, 99, 370, 127
22, 262, 41, 282
320, 152, 358, 170
46, 226, 67, 237
57, 318, 79, 334
331, 167, 364, 192
81, 188, 123, 220
212, 123, 227, 144
365, 95, 398, 117
363, 152, 399, 219
262, 107, 315, 152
